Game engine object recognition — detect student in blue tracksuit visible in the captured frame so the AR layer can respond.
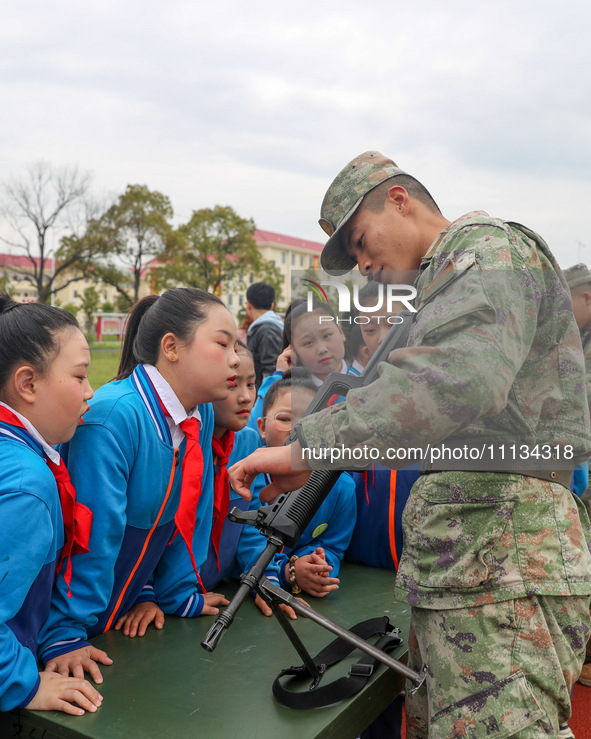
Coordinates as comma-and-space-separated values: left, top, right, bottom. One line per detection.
38, 288, 240, 685
117, 341, 262, 636
345, 467, 419, 571
0, 295, 102, 715
203, 343, 266, 593
257, 370, 356, 597
206, 344, 304, 619
248, 300, 352, 436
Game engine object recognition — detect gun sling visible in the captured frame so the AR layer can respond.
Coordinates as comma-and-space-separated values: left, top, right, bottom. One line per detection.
272, 616, 403, 710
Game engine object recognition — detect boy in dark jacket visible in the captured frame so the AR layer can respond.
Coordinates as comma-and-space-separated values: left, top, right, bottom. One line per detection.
246, 283, 283, 389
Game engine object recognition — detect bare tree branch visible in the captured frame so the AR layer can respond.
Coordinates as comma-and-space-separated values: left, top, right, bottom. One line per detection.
0, 161, 94, 303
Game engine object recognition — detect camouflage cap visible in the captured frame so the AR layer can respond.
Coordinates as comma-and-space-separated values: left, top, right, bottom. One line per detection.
319, 151, 407, 275
563, 263, 591, 290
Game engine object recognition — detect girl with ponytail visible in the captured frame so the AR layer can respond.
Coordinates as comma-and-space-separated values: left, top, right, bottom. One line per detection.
0, 296, 102, 715
38, 288, 240, 685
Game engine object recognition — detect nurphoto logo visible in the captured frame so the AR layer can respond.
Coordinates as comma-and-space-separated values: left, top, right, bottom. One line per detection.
303, 279, 417, 322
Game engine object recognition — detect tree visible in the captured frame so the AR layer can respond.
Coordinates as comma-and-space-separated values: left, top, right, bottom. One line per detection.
0, 161, 100, 304
61, 303, 78, 318
114, 293, 132, 313
90, 185, 174, 304
80, 286, 101, 332
160, 205, 283, 303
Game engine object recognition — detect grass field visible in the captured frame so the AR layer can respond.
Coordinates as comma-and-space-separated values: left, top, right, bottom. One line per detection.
89, 350, 121, 390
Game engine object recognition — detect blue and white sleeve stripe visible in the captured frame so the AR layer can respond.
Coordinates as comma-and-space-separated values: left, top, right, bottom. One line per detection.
41, 637, 91, 664
174, 592, 205, 618
134, 583, 156, 604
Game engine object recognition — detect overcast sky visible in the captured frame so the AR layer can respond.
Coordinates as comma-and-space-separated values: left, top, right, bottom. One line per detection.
1, 0, 590, 268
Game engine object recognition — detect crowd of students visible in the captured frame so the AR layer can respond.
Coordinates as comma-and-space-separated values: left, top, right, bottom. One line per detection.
0, 280, 416, 737
4, 273, 588, 736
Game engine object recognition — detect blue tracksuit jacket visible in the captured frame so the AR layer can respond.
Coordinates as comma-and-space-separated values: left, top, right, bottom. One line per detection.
0, 427, 64, 711
199, 427, 267, 590
38, 367, 215, 662
159, 427, 269, 614
345, 468, 420, 570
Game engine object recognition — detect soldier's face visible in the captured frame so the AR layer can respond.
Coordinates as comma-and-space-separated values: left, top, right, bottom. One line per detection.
571, 290, 591, 331
342, 194, 423, 279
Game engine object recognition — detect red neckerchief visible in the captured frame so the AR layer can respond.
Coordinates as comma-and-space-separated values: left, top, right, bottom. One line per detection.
211, 430, 235, 571
0, 406, 92, 598
177, 417, 206, 589
146, 380, 206, 592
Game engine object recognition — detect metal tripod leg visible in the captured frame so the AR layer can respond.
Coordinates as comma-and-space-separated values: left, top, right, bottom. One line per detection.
256, 576, 427, 692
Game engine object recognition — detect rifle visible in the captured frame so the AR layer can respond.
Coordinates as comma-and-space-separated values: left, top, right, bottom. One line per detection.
202, 312, 427, 694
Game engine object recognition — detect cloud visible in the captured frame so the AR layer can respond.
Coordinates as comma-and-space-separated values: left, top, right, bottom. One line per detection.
0, 0, 589, 265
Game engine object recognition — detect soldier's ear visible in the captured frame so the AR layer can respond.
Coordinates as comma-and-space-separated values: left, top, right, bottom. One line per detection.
385, 185, 410, 215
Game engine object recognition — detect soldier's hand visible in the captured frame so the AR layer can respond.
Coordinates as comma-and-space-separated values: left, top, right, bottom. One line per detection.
229, 444, 311, 502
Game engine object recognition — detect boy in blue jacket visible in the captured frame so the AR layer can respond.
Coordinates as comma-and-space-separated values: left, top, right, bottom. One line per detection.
258, 370, 356, 597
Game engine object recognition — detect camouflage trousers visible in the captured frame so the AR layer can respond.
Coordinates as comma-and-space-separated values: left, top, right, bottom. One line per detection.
406, 594, 591, 738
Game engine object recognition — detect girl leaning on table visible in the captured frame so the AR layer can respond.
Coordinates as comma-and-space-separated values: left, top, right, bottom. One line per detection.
0, 295, 102, 715
37, 288, 238, 684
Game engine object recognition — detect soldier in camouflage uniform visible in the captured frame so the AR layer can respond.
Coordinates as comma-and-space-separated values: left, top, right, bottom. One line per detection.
563, 263, 591, 686
563, 263, 591, 515
229, 152, 591, 737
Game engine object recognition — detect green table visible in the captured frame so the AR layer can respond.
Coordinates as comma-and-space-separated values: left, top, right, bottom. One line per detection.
3, 564, 409, 739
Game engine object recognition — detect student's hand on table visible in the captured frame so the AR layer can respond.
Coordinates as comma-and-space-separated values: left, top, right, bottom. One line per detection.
276, 345, 293, 373
289, 550, 339, 598
44, 645, 113, 685
254, 593, 310, 620
308, 547, 332, 577
115, 601, 165, 637
27, 671, 104, 715
202, 591, 230, 615
229, 443, 312, 503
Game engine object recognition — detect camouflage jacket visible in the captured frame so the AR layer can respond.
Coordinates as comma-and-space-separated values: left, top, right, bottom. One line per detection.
581, 327, 591, 416
299, 211, 591, 607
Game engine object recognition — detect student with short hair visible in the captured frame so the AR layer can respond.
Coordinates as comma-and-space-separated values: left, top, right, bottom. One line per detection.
258, 370, 356, 597
285, 299, 347, 386
246, 282, 283, 389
